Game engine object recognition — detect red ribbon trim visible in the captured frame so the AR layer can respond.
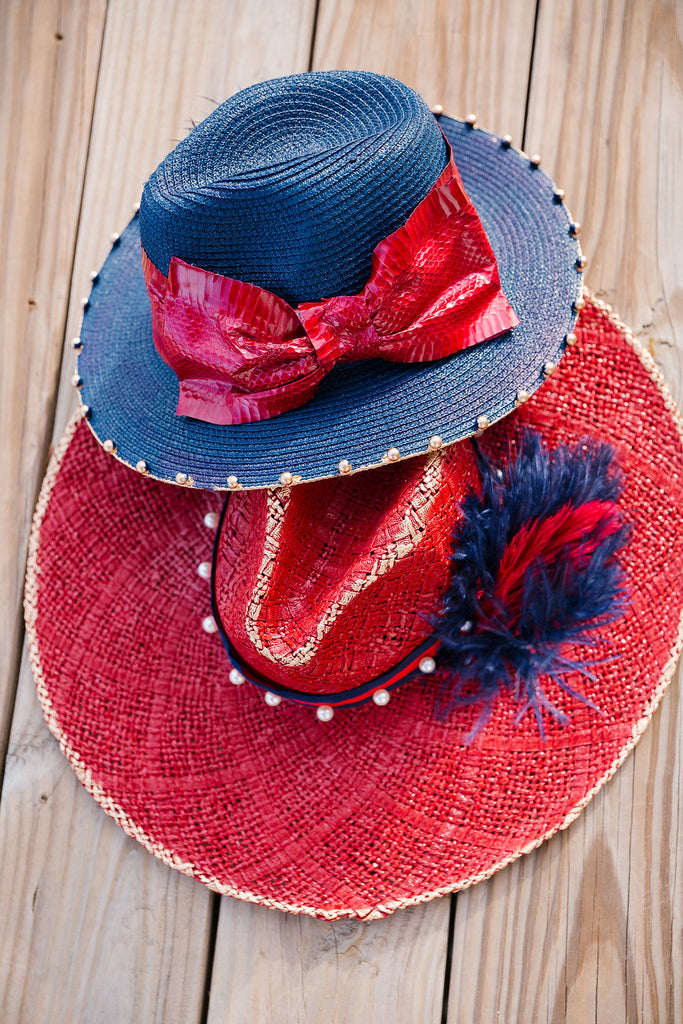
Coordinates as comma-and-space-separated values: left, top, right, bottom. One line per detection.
142, 143, 519, 425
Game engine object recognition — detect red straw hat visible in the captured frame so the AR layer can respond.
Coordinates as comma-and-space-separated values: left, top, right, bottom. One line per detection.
25, 298, 683, 919
23, 70, 683, 920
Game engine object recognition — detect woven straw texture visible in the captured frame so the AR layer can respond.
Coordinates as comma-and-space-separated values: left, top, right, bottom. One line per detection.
25, 300, 683, 920
76, 73, 581, 490
214, 440, 479, 693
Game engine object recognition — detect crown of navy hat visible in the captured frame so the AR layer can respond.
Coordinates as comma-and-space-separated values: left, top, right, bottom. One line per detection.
140, 71, 449, 304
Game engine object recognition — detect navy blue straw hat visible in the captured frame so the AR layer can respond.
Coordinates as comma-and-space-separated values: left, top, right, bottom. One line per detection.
75, 70, 583, 489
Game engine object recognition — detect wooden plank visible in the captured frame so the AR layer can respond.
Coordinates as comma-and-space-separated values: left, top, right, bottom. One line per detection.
205, 5, 539, 1023
523, 0, 683, 403
0, 651, 213, 1024
207, 899, 450, 1024
312, 0, 539, 136
0, 2, 317, 1022
0, 0, 106, 760
448, 2, 683, 1021
447, 681, 683, 1024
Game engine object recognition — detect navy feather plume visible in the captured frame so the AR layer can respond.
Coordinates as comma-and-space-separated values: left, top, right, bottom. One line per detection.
434, 432, 630, 741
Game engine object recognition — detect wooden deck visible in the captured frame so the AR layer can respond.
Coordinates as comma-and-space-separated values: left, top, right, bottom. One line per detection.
1, 1, 681, 1021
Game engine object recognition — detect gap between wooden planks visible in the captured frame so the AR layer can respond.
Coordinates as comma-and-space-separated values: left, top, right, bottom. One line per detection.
447, 2, 683, 1022
1, 0, 680, 1022
1, 1, 312, 1021
0, 0, 107, 777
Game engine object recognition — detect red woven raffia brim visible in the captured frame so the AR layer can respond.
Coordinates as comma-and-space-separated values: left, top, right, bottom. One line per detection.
24, 299, 683, 920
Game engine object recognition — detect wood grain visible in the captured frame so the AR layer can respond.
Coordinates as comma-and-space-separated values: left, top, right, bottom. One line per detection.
2, 0, 681, 1021
207, 898, 450, 1024
312, 0, 538, 136
448, 676, 683, 1024
524, 0, 683, 402
448, 2, 683, 1021
0, 2, 316, 1022
0, 650, 213, 1024
0, 0, 106, 766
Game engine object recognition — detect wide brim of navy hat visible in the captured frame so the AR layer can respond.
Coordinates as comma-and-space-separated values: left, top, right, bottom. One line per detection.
76, 114, 583, 490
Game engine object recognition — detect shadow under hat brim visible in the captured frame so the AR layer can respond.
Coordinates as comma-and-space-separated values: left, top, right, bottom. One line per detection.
26, 302, 683, 919
76, 116, 582, 490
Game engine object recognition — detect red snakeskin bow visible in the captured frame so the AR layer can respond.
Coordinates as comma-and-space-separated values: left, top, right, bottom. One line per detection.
142, 147, 519, 425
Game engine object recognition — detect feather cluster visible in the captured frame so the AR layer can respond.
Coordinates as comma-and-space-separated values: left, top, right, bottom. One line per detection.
434, 432, 630, 740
